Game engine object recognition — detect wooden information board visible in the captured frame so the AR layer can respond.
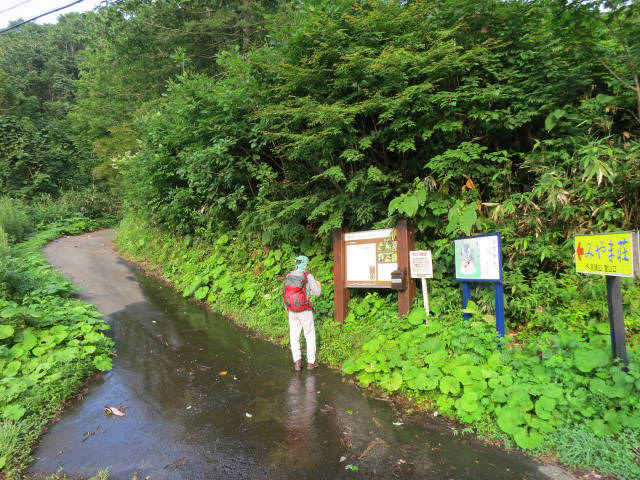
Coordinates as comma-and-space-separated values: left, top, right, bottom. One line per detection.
333, 220, 415, 323
344, 228, 397, 288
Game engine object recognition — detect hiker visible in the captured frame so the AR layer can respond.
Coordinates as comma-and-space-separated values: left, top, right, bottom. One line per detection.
284, 255, 322, 371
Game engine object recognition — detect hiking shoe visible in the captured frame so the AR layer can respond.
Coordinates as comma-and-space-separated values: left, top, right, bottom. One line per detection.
294, 360, 303, 371
307, 362, 318, 370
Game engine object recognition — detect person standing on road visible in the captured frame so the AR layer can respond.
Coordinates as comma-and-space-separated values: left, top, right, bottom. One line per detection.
284, 255, 322, 371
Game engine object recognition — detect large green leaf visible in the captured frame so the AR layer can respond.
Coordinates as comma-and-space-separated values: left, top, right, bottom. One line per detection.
439, 376, 461, 395
3, 360, 20, 377
194, 286, 209, 300
574, 349, 609, 373
513, 428, 543, 450
3, 404, 26, 421
496, 407, 525, 435
93, 354, 113, 372
0, 324, 14, 340
357, 371, 375, 387
407, 307, 426, 325
534, 397, 556, 420
457, 391, 479, 412
459, 203, 477, 235
20, 329, 38, 351
380, 370, 403, 392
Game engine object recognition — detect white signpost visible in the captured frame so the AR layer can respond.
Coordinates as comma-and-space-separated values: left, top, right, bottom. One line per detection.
410, 250, 433, 319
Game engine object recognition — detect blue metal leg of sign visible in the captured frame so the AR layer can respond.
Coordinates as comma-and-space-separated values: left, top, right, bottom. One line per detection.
462, 282, 471, 321
494, 282, 505, 337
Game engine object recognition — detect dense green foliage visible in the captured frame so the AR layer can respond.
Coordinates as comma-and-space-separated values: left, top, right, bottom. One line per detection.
0, 14, 95, 198
122, 0, 640, 251
0, 219, 114, 477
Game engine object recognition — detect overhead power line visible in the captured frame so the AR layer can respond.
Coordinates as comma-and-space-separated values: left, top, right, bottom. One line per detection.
0, 0, 85, 34
0, 0, 36, 16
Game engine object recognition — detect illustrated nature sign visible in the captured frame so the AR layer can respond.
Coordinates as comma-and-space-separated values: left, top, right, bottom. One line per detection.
454, 233, 502, 282
574, 231, 638, 278
345, 228, 397, 288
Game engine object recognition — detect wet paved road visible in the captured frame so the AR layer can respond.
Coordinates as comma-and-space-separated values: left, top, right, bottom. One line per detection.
29, 230, 566, 479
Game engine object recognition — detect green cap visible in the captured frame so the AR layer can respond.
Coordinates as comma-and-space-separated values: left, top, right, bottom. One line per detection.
294, 255, 309, 271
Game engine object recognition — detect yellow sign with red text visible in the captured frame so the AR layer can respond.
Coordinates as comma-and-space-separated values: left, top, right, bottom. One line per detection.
575, 232, 638, 278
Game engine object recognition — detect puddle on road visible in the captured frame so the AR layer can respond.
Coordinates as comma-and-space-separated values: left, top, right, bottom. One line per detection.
31, 265, 551, 480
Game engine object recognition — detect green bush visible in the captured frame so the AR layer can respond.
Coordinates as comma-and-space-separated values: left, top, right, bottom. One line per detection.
0, 225, 8, 258
0, 197, 31, 243
30, 187, 121, 226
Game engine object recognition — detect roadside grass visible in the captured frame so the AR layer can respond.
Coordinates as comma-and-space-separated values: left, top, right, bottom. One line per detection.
0, 218, 115, 478
550, 425, 640, 480
115, 213, 640, 479
34, 467, 110, 479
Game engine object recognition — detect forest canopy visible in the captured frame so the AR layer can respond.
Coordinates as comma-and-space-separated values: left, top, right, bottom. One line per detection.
0, 0, 638, 274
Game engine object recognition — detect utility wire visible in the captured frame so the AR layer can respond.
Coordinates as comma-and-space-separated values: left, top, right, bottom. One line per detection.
0, 0, 36, 16
0, 0, 85, 34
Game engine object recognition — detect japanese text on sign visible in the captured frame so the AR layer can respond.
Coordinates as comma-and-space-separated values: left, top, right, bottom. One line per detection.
454, 233, 502, 282
575, 232, 638, 278
410, 250, 433, 279
345, 228, 397, 288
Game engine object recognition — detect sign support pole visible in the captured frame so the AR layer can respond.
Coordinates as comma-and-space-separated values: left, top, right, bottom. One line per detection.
606, 275, 628, 365
332, 228, 350, 324
494, 281, 505, 337
396, 219, 416, 316
421, 278, 429, 319
462, 282, 471, 321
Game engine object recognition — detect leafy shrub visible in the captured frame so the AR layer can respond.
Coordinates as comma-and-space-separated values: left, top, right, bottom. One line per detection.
0, 197, 32, 243
342, 305, 640, 461
29, 187, 121, 226
0, 226, 8, 258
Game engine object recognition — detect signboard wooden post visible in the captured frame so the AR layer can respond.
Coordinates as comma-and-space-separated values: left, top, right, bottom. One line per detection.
574, 231, 639, 364
396, 219, 416, 316
410, 250, 433, 320
454, 233, 505, 337
332, 220, 415, 323
333, 228, 350, 324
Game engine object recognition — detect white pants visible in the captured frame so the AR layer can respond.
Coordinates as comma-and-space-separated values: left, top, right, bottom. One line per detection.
288, 310, 316, 364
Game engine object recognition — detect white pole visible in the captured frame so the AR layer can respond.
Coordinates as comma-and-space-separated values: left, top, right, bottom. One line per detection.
421, 278, 429, 322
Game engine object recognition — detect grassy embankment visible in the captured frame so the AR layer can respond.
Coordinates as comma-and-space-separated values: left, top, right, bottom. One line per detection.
116, 214, 640, 480
0, 197, 115, 479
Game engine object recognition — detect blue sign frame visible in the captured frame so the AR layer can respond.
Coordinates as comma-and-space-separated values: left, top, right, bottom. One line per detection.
453, 233, 506, 337
454, 233, 503, 282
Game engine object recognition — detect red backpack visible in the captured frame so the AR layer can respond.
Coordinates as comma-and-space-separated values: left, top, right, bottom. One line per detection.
284, 271, 312, 312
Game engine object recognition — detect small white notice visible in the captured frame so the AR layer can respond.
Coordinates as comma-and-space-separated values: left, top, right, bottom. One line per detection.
410, 250, 433, 279
410, 250, 433, 319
